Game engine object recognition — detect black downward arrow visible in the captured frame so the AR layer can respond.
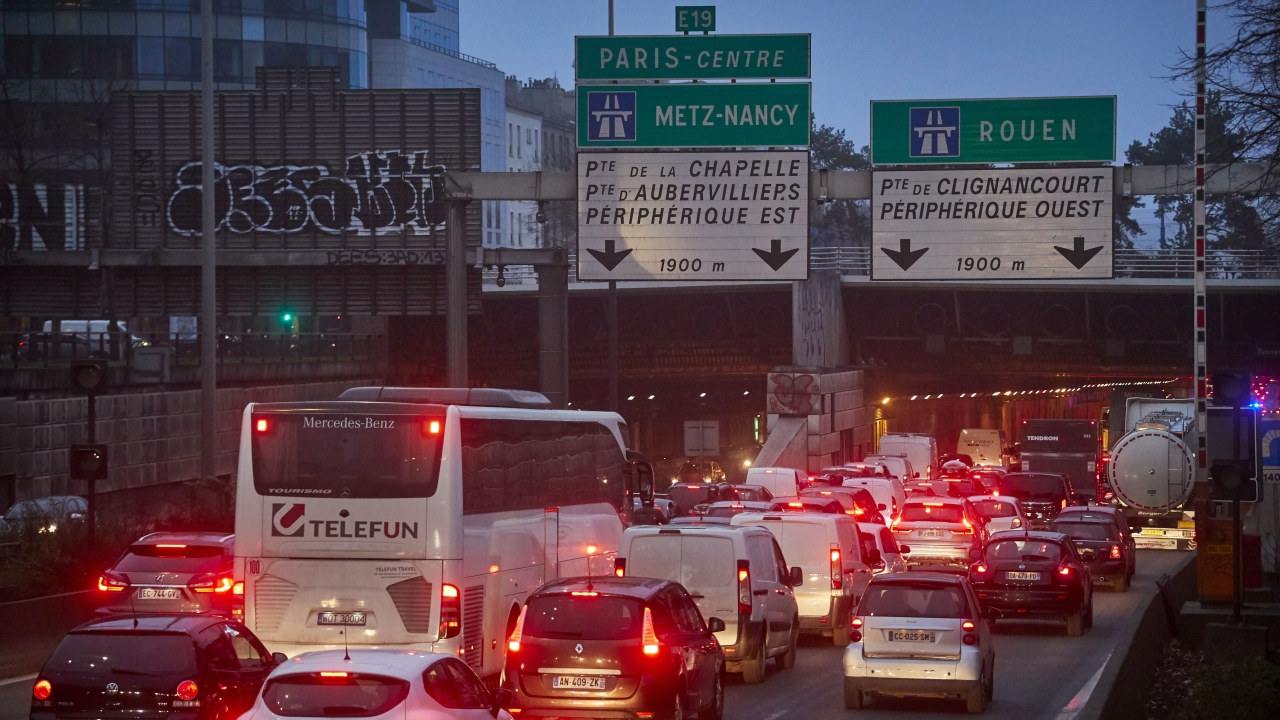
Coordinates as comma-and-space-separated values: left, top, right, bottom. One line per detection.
881, 238, 929, 271
586, 239, 633, 271
752, 239, 800, 271
1054, 236, 1104, 270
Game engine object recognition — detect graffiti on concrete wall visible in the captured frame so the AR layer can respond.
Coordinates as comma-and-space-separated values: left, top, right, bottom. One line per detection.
0, 184, 84, 251
165, 150, 446, 236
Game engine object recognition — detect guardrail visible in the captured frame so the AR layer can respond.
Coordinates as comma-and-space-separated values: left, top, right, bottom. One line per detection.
1, 332, 386, 369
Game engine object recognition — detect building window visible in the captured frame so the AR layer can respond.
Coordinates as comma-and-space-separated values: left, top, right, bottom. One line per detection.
508, 123, 513, 156
516, 125, 521, 158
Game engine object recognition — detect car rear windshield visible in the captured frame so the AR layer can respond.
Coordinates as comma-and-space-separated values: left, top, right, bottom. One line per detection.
972, 500, 1018, 518
998, 474, 1065, 500
986, 539, 1064, 563
779, 522, 829, 568
706, 505, 746, 518
47, 632, 196, 678
860, 583, 969, 618
251, 414, 443, 498
114, 545, 225, 574
1052, 522, 1116, 541
900, 503, 964, 523
524, 595, 645, 641
263, 674, 410, 717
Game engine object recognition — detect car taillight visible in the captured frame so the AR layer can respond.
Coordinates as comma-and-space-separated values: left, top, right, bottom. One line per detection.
641, 607, 660, 655
176, 681, 198, 701
957, 518, 974, 534
1011, 517, 1022, 528
98, 574, 127, 592
1110, 545, 1121, 559
830, 546, 842, 591
737, 560, 751, 615
961, 620, 975, 631
254, 418, 269, 433
440, 584, 461, 638
963, 633, 978, 646
232, 581, 244, 595
33, 680, 52, 700
972, 564, 988, 575
192, 575, 234, 593
1061, 498, 1068, 510
850, 617, 863, 642
1058, 565, 1073, 577
614, 558, 626, 577
507, 605, 527, 652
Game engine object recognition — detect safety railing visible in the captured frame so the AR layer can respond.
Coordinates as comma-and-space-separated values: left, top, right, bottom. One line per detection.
1, 332, 385, 369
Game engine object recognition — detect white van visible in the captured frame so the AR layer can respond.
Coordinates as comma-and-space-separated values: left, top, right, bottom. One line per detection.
959, 428, 1004, 466
731, 512, 869, 646
616, 524, 802, 683
841, 476, 906, 517
745, 466, 803, 498
860, 454, 916, 486
877, 434, 939, 480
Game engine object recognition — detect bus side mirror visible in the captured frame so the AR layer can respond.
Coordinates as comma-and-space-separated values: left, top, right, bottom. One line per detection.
626, 453, 656, 509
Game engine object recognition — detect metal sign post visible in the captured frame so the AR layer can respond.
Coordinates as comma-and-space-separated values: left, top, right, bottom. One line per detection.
199, 0, 216, 479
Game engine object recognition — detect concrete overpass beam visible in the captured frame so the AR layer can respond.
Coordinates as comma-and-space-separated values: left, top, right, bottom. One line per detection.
536, 258, 569, 409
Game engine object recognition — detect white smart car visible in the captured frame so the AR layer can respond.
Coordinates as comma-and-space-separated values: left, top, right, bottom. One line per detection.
967, 495, 1028, 534
844, 573, 995, 713
241, 649, 513, 720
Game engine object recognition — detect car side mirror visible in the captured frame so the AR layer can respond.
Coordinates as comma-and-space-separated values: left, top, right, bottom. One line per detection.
968, 548, 984, 561
707, 617, 727, 633
490, 688, 513, 717
984, 606, 1003, 619
1080, 549, 1096, 562
271, 652, 288, 665
790, 566, 804, 587
897, 545, 910, 554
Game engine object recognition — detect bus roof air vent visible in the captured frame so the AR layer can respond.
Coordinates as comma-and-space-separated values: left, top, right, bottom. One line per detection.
338, 387, 554, 409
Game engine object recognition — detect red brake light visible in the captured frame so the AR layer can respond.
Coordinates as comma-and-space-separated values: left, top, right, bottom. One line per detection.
615, 558, 626, 577
788, 502, 804, 508
232, 581, 244, 595
973, 564, 988, 574
963, 633, 978, 646
1110, 545, 1121, 559
641, 607, 660, 655
737, 561, 751, 615
98, 575, 126, 592
423, 419, 441, 435
1058, 566, 1072, 576
571, 591, 599, 596
440, 584, 461, 638
319, 672, 348, 678
155, 543, 187, 548
175, 681, 198, 701
851, 617, 863, 628
255, 418, 269, 433
849, 617, 863, 642
193, 575, 234, 593
830, 546, 843, 590
961, 620, 975, 631
33, 680, 51, 700
508, 605, 527, 652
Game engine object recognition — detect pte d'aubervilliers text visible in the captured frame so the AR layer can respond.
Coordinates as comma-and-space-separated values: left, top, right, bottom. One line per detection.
879, 173, 1109, 222
582, 157, 803, 226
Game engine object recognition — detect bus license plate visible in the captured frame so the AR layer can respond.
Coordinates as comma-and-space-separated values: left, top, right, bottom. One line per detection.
318, 612, 367, 626
1006, 571, 1040, 581
551, 676, 607, 690
138, 588, 182, 600
888, 631, 936, 643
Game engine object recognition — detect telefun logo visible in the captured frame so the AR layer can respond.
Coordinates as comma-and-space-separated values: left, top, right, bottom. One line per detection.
272, 503, 306, 537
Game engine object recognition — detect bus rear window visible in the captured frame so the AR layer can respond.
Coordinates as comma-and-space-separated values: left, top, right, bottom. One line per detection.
252, 414, 443, 498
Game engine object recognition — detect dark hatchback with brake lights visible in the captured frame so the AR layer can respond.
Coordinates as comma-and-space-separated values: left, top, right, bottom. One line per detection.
1051, 517, 1133, 591
505, 576, 726, 720
96, 532, 237, 617
31, 615, 283, 720
968, 531, 1095, 636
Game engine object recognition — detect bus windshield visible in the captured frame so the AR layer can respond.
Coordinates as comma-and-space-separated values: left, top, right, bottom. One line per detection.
251, 413, 443, 498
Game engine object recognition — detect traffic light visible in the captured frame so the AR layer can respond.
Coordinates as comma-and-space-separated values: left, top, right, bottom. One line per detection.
1206, 405, 1263, 502
71, 360, 108, 395
1210, 371, 1251, 407
69, 444, 109, 482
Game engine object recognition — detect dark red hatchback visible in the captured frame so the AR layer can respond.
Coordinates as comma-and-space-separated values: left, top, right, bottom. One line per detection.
505, 577, 725, 720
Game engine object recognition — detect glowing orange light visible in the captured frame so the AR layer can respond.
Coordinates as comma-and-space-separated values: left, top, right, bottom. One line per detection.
255, 419, 269, 433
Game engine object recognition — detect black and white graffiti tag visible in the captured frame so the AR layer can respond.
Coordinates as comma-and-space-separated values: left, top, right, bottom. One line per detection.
166, 151, 446, 236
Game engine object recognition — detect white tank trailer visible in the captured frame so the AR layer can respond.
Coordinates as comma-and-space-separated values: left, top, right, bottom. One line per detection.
1106, 397, 1197, 549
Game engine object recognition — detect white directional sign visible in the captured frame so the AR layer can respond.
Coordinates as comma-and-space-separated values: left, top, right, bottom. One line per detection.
577, 150, 809, 281
871, 168, 1113, 280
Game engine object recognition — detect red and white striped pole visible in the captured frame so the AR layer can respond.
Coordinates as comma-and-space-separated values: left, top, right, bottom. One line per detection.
1194, 0, 1208, 478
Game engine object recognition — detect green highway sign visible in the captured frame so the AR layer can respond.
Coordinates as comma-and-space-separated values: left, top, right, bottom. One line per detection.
871, 96, 1116, 165
577, 83, 810, 148
676, 6, 716, 32
575, 34, 810, 81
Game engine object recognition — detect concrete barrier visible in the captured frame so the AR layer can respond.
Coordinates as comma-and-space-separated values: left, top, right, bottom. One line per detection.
0, 590, 100, 678
1078, 551, 1198, 720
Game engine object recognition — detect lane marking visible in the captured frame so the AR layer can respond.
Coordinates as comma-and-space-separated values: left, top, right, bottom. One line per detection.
0, 673, 37, 688
1053, 652, 1111, 720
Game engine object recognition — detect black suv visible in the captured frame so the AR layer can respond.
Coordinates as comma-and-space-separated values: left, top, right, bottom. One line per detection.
31, 615, 284, 720
995, 473, 1075, 528
505, 576, 726, 720
968, 530, 1095, 636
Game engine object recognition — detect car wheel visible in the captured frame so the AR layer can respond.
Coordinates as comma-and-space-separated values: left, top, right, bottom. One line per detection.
670, 688, 686, 720
778, 619, 799, 669
1065, 608, 1084, 637
966, 672, 987, 714
843, 678, 864, 710
703, 671, 724, 720
741, 633, 767, 684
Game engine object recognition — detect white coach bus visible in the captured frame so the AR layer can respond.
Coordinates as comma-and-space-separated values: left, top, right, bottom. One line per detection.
232, 387, 637, 680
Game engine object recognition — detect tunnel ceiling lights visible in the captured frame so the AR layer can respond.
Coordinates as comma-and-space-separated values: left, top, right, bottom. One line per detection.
882, 377, 1178, 405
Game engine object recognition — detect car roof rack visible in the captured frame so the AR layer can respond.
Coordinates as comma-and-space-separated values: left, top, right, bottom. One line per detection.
338, 387, 553, 409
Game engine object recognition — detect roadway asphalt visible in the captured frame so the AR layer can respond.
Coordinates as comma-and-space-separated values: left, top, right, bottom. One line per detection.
0, 550, 1186, 720
723, 549, 1188, 720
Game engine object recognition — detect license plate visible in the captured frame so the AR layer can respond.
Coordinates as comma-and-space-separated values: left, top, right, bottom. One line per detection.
888, 631, 936, 643
551, 676, 608, 690
1006, 571, 1040, 581
318, 612, 367, 626
917, 529, 943, 538
137, 588, 182, 600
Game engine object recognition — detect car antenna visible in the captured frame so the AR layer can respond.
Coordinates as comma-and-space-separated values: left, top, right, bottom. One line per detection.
585, 545, 596, 594
128, 582, 139, 628
341, 627, 350, 662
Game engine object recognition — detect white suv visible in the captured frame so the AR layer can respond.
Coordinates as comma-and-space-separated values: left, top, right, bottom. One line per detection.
844, 573, 995, 713
615, 524, 801, 684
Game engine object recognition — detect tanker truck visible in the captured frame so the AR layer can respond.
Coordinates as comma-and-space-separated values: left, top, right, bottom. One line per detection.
1106, 397, 1197, 550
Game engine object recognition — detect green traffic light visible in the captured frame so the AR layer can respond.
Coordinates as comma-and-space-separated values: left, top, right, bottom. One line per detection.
282, 313, 293, 322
